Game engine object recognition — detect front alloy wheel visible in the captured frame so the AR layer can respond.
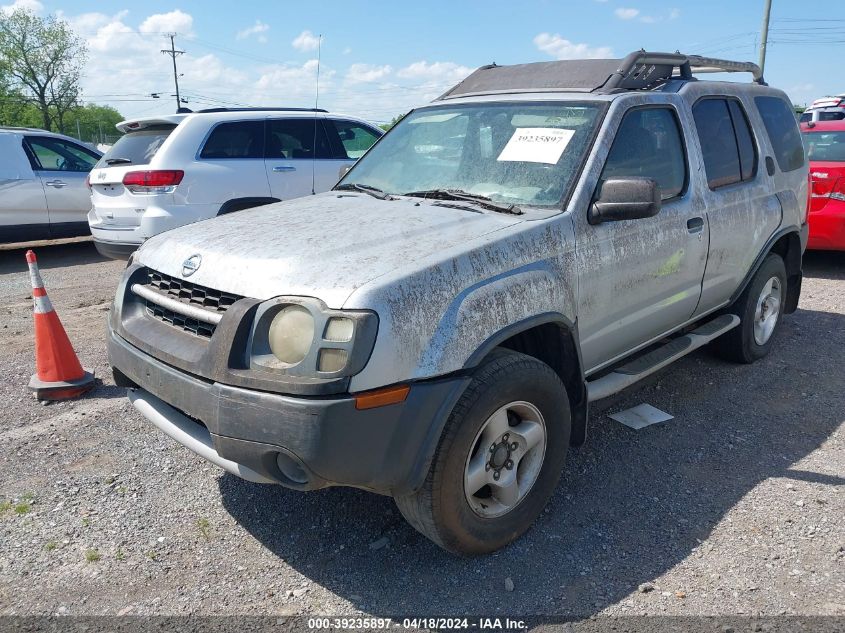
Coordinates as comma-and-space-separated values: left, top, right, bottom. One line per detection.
464, 401, 546, 518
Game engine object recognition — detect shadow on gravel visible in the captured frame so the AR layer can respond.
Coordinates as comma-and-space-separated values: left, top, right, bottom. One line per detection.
0, 240, 107, 275
220, 305, 845, 618
802, 250, 845, 281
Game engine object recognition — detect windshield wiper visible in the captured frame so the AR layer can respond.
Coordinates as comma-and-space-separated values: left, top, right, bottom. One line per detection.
402, 189, 523, 215
104, 157, 132, 165
334, 183, 392, 200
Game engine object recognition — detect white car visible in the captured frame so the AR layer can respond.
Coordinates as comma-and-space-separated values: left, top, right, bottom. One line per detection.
0, 127, 101, 244
87, 108, 383, 259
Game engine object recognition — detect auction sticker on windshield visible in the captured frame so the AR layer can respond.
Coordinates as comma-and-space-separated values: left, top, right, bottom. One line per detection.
497, 127, 575, 164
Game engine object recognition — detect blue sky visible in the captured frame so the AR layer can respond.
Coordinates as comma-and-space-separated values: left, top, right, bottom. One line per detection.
3, 0, 841, 123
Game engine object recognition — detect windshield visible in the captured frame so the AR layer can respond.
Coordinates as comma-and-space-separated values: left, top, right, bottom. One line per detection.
96, 124, 177, 167
338, 102, 603, 207
804, 131, 845, 162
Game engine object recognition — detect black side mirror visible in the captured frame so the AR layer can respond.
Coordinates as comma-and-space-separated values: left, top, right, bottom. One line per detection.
589, 177, 661, 224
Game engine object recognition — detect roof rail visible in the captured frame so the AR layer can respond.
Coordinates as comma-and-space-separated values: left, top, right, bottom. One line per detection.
601, 50, 765, 92
195, 107, 329, 114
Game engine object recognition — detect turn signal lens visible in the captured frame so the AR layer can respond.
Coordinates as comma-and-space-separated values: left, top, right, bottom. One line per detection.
354, 384, 410, 410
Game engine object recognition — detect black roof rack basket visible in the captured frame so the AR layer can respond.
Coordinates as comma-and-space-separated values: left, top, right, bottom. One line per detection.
437, 50, 765, 100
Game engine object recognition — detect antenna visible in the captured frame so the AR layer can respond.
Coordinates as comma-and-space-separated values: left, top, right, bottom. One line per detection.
311, 33, 322, 195
161, 34, 185, 113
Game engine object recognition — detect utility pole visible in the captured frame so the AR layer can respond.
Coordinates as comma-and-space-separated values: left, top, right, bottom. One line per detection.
161, 34, 185, 112
758, 0, 773, 75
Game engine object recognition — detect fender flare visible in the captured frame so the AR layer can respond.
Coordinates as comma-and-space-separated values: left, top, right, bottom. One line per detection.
217, 197, 280, 216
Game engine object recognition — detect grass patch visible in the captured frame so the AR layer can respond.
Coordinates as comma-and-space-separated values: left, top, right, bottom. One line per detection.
44, 541, 57, 551
145, 550, 157, 560
197, 518, 211, 541
115, 548, 125, 561
21, 492, 35, 502
14, 503, 30, 515
85, 549, 101, 563
81, 517, 90, 527
0, 501, 11, 513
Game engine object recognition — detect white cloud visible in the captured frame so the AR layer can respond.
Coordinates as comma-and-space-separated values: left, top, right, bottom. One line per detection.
396, 61, 473, 82
669, 8, 681, 19
615, 7, 640, 20
291, 30, 320, 52
0, 0, 42, 13
346, 63, 393, 83
236, 20, 269, 43
139, 10, 194, 36
533, 33, 613, 60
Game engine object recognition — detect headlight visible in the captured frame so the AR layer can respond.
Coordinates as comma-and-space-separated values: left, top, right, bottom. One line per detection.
249, 298, 378, 379
268, 305, 315, 364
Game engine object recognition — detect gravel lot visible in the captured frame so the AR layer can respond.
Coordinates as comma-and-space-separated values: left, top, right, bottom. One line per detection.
0, 240, 842, 620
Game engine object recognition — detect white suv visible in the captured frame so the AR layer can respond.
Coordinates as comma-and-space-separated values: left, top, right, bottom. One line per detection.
88, 108, 383, 259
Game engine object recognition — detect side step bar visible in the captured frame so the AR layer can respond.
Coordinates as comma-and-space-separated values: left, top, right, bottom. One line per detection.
586, 314, 740, 402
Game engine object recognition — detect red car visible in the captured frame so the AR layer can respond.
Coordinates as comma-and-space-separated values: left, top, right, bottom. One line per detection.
801, 120, 845, 250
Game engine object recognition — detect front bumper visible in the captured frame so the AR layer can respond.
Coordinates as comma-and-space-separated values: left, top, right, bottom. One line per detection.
109, 327, 470, 495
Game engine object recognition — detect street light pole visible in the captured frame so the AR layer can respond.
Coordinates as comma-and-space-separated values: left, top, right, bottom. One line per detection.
758, 0, 773, 75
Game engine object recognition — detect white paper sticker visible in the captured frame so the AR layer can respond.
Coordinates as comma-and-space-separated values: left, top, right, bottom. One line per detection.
497, 127, 575, 165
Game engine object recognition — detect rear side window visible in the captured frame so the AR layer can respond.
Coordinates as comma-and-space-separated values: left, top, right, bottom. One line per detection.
265, 118, 332, 159
754, 96, 805, 172
600, 107, 687, 200
26, 136, 100, 172
803, 131, 845, 162
327, 120, 381, 159
99, 125, 176, 166
200, 121, 264, 159
819, 111, 845, 122
693, 98, 758, 189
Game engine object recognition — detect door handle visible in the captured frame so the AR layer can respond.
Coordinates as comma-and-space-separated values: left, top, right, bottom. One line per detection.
45, 180, 67, 188
687, 217, 705, 233
272, 166, 296, 173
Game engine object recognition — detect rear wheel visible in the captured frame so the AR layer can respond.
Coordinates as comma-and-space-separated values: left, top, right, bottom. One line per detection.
713, 253, 787, 363
395, 350, 570, 555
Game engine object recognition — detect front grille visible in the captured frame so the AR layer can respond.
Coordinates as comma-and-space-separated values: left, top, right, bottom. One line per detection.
138, 268, 244, 338
147, 270, 241, 313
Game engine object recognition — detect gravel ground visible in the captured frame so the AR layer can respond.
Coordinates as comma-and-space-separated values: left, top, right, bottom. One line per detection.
0, 241, 842, 620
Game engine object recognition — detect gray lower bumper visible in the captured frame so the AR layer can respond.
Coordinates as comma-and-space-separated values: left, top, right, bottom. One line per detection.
93, 239, 139, 260
109, 327, 470, 495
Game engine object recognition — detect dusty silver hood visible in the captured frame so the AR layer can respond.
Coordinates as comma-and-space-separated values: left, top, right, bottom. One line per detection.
135, 192, 523, 308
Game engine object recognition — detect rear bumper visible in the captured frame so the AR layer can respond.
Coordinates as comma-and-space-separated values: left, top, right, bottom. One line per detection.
108, 326, 470, 495
807, 204, 845, 251
93, 238, 139, 260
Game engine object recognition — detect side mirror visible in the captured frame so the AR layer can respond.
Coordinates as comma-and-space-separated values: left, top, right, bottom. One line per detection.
589, 177, 661, 224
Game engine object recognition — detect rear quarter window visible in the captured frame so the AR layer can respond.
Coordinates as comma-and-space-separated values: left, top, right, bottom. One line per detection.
754, 96, 805, 172
98, 125, 176, 167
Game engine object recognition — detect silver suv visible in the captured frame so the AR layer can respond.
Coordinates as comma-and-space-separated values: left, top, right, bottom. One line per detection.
108, 52, 809, 554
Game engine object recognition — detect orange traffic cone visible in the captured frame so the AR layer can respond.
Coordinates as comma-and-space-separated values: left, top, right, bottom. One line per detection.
26, 250, 95, 400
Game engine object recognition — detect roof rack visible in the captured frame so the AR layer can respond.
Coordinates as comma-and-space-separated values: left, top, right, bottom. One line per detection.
195, 107, 329, 114
437, 50, 765, 100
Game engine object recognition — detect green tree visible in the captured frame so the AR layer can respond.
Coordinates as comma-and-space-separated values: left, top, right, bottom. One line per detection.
379, 114, 406, 132
0, 8, 87, 132
66, 104, 125, 144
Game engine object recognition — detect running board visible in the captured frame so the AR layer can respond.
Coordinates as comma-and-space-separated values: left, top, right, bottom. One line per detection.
586, 314, 740, 402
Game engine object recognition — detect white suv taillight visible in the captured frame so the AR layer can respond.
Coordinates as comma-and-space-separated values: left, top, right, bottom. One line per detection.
122, 170, 184, 194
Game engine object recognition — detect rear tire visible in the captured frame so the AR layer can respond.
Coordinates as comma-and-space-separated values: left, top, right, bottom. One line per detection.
713, 253, 787, 364
394, 349, 570, 555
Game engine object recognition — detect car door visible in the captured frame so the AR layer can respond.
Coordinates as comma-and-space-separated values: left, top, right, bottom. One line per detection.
689, 97, 782, 315
24, 135, 100, 238
0, 133, 50, 242
323, 118, 383, 181
575, 105, 709, 372
264, 117, 336, 200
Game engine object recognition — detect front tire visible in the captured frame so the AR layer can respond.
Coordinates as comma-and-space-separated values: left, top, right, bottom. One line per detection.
713, 253, 787, 364
395, 350, 570, 555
